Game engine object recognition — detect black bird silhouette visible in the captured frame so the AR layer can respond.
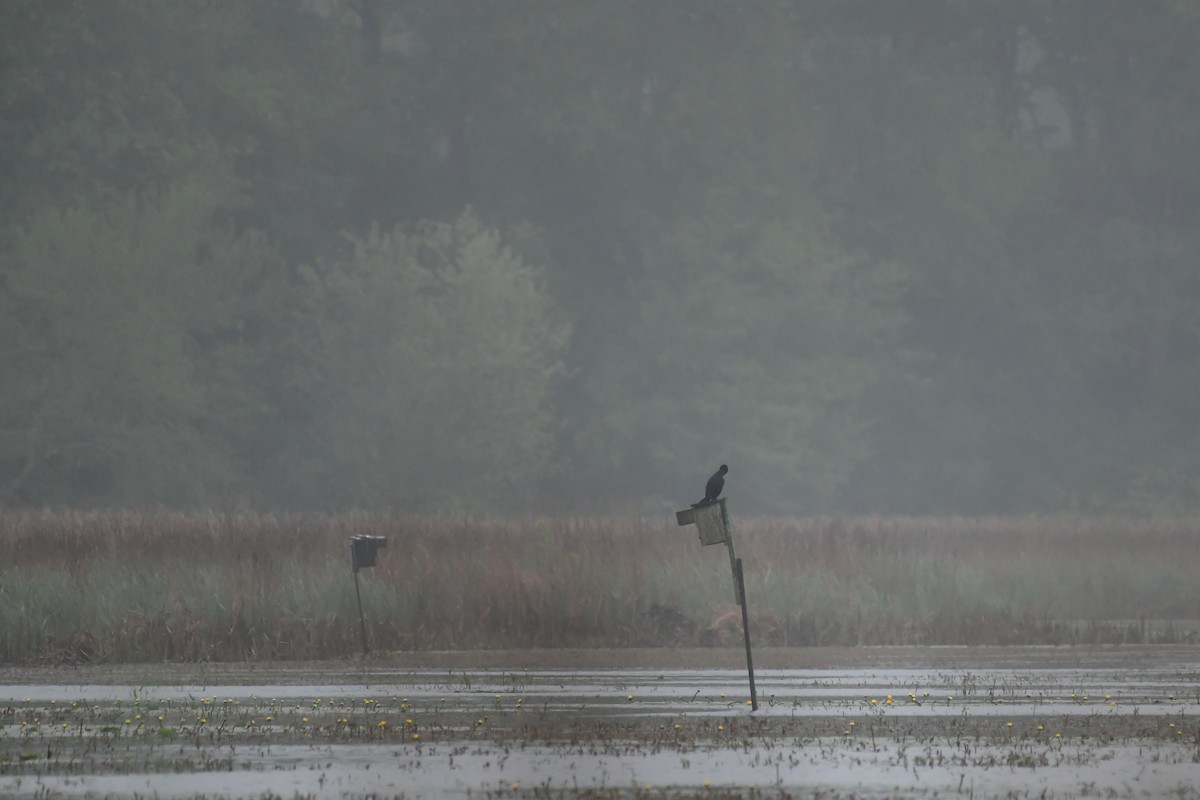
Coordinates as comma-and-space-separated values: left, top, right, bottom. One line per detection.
700, 464, 728, 504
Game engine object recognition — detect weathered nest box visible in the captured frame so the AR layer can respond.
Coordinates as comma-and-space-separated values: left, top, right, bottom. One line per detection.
350, 534, 387, 572
675, 500, 728, 546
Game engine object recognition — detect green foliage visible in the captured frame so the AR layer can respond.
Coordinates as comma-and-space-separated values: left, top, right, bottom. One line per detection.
2, 2, 1200, 512
0, 179, 288, 506
583, 214, 907, 511
302, 210, 569, 511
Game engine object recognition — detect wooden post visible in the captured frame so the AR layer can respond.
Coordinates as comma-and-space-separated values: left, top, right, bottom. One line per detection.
351, 542, 370, 655
349, 535, 385, 656
735, 558, 758, 710
676, 497, 757, 710
720, 500, 739, 605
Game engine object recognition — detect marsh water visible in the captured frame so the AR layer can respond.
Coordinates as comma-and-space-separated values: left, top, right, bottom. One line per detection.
2, 646, 1198, 798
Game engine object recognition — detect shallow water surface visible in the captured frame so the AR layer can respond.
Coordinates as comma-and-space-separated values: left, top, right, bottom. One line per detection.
2, 646, 1198, 798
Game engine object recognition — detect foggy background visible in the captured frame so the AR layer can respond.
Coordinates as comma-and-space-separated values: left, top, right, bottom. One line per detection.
2, 1, 1198, 516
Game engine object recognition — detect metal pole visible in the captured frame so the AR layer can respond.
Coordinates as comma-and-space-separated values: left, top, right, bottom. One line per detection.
735, 558, 758, 710
351, 544, 369, 655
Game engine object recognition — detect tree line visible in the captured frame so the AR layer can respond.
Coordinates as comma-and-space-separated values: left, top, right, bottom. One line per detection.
2, 1, 1198, 514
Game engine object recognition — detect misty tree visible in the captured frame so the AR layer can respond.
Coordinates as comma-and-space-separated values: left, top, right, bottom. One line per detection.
0, 178, 285, 506
578, 212, 908, 512
303, 210, 569, 510
4, 1, 1200, 513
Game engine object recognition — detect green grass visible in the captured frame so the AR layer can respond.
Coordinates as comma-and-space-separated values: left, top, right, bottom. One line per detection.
1, 511, 1198, 663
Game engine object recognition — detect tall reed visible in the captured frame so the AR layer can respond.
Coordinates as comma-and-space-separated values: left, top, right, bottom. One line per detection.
1, 511, 1197, 662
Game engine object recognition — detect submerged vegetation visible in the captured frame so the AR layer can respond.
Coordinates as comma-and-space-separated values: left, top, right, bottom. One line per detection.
1, 511, 1198, 664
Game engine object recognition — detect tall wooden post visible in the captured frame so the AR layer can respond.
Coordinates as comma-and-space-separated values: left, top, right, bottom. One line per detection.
675, 498, 758, 710
721, 500, 740, 605
351, 553, 370, 655
735, 558, 757, 709
349, 535, 387, 656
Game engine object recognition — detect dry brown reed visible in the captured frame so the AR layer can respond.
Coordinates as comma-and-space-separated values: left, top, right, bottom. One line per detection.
1, 511, 1197, 663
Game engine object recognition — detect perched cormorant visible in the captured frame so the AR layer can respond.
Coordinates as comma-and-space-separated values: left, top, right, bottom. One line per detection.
702, 464, 728, 504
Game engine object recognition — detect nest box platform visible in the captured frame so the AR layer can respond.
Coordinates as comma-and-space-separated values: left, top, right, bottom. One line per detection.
675, 498, 728, 546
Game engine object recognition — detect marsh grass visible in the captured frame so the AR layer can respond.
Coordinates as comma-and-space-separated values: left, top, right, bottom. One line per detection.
1, 511, 1198, 662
